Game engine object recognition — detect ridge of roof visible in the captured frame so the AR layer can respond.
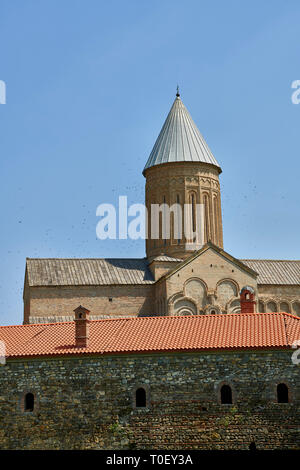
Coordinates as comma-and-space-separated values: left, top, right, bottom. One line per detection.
25, 256, 300, 287
25, 258, 154, 287
1, 311, 298, 329
1, 312, 298, 359
241, 259, 300, 285
157, 242, 258, 283
149, 255, 183, 263
26, 256, 300, 262
241, 259, 300, 263
26, 257, 148, 261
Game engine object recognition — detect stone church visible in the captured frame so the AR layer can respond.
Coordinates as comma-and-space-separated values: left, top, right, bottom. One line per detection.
23, 91, 300, 324
0, 92, 299, 450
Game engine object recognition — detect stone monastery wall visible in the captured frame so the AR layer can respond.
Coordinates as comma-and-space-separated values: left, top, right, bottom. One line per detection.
0, 350, 299, 450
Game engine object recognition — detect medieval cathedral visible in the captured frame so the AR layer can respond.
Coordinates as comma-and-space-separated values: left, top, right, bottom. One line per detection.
0, 92, 299, 450
23, 91, 300, 324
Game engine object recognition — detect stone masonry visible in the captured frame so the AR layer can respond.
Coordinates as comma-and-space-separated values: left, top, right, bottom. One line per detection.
0, 350, 299, 450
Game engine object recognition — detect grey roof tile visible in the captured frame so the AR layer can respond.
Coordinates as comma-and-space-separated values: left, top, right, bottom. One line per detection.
26, 258, 154, 286
143, 95, 221, 173
26, 258, 300, 287
241, 259, 300, 285
151, 255, 183, 262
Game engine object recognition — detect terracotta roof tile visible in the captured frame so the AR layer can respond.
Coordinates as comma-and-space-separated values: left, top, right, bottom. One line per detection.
0, 313, 298, 359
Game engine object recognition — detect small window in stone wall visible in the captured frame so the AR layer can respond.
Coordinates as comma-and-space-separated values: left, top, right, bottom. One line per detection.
135, 387, 147, 407
277, 383, 289, 403
220, 384, 232, 404
24, 392, 34, 412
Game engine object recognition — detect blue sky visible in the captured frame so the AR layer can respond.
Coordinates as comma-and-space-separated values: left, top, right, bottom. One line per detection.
0, 0, 299, 325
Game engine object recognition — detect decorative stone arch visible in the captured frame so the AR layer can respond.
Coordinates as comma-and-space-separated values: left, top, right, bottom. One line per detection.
216, 278, 240, 292
216, 279, 239, 308
167, 292, 184, 315
265, 299, 278, 313
176, 307, 196, 316
204, 304, 222, 315
173, 297, 197, 316
184, 276, 208, 293
168, 291, 184, 305
279, 301, 291, 313
183, 277, 208, 308
292, 301, 300, 316
227, 297, 241, 314
188, 189, 198, 200
216, 381, 236, 405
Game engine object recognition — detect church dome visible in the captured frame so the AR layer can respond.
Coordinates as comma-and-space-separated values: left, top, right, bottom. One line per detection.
143, 92, 221, 174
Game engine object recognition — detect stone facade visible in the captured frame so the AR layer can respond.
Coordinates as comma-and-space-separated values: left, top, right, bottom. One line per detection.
23, 247, 300, 323
0, 350, 299, 450
4, 93, 300, 452
257, 285, 300, 315
144, 162, 223, 260
24, 284, 154, 323
161, 247, 258, 316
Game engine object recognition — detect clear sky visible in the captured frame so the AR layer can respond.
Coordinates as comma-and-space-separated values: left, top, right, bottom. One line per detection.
0, 0, 299, 325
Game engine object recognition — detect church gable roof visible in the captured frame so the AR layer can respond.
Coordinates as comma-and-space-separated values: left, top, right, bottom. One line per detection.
25, 253, 300, 287
241, 259, 300, 285
0, 312, 299, 359
143, 94, 221, 174
158, 242, 258, 283
26, 258, 154, 286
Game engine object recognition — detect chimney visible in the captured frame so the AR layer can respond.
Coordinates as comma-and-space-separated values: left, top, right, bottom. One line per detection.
74, 305, 90, 347
240, 286, 256, 314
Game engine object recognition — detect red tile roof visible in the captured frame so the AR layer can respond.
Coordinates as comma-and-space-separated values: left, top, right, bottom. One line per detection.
0, 313, 299, 359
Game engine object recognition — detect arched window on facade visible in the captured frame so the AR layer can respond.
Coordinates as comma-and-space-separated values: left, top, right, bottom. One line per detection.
277, 383, 289, 403
190, 193, 196, 235
176, 194, 181, 244
24, 392, 34, 412
279, 302, 290, 313
163, 196, 166, 246
135, 387, 147, 407
220, 384, 232, 404
213, 196, 219, 244
203, 194, 210, 243
266, 301, 277, 313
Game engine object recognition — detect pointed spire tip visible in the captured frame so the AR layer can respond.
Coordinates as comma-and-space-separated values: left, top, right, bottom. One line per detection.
176, 85, 180, 97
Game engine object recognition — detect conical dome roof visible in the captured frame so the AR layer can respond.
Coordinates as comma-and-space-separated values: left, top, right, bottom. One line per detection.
143, 94, 221, 174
